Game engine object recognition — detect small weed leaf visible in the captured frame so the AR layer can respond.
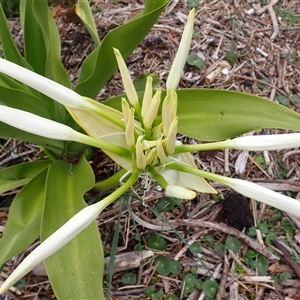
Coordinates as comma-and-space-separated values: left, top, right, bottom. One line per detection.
213, 243, 225, 255
291, 94, 300, 104
202, 279, 218, 298
265, 232, 278, 244
189, 241, 202, 255
121, 271, 137, 285
134, 243, 144, 251
186, 54, 204, 70
244, 248, 258, 259
278, 272, 292, 281
257, 77, 269, 89
145, 285, 164, 300
254, 154, 267, 170
187, 0, 199, 9
154, 197, 179, 212
190, 265, 198, 275
225, 236, 242, 253
257, 222, 269, 234
182, 273, 197, 287
204, 234, 215, 247
155, 256, 171, 276
276, 95, 291, 107
257, 255, 269, 275
195, 279, 203, 289
146, 234, 167, 250
182, 284, 195, 297
246, 226, 257, 238
170, 260, 181, 275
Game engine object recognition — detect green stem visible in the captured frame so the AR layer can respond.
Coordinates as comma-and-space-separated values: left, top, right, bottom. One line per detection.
94, 169, 127, 190
39, 146, 57, 162
174, 141, 229, 154
95, 168, 140, 209
166, 161, 229, 185
148, 167, 168, 189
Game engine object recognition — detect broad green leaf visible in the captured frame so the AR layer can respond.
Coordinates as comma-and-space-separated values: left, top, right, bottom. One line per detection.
0, 170, 47, 266
75, 0, 100, 47
0, 84, 53, 119
0, 160, 51, 194
176, 89, 300, 141
31, 0, 70, 88
104, 89, 300, 142
41, 158, 104, 299
20, 0, 47, 76
0, 122, 65, 154
75, 0, 169, 98
0, 3, 31, 68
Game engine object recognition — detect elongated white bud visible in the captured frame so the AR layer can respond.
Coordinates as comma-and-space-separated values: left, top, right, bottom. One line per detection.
165, 117, 178, 154
113, 48, 139, 110
136, 135, 146, 169
156, 139, 168, 164
0, 58, 90, 109
125, 108, 135, 148
143, 88, 162, 129
141, 76, 153, 119
166, 9, 195, 90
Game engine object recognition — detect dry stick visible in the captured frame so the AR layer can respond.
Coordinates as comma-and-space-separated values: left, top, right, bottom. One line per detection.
256, 0, 279, 40
215, 255, 230, 300
166, 219, 278, 260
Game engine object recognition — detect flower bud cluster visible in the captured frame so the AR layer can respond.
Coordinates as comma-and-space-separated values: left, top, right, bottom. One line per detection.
121, 79, 178, 171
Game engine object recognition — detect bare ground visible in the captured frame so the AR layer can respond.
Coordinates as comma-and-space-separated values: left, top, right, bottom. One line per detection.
1, 0, 300, 299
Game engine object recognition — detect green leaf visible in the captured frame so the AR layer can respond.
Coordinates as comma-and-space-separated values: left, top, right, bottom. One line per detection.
189, 241, 202, 255
186, 54, 204, 70
225, 236, 242, 253
202, 279, 218, 298
276, 95, 290, 107
20, 0, 47, 76
176, 89, 300, 141
0, 3, 31, 68
75, 0, 100, 47
257, 255, 269, 275
121, 271, 137, 285
104, 89, 300, 142
75, 0, 169, 98
41, 158, 104, 299
155, 256, 171, 276
0, 122, 65, 154
0, 160, 51, 194
154, 197, 179, 212
257, 222, 269, 234
31, 0, 70, 87
0, 169, 47, 266
146, 234, 167, 250
170, 260, 181, 275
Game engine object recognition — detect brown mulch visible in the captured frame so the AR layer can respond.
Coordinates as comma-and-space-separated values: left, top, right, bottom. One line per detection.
1, 1, 300, 299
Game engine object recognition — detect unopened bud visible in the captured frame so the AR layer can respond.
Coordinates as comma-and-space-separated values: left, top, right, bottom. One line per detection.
141, 76, 153, 119
165, 117, 178, 154
121, 98, 131, 124
136, 135, 146, 170
156, 139, 168, 164
143, 88, 162, 129
145, 148, 157, 166
125, 108, 135, 148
